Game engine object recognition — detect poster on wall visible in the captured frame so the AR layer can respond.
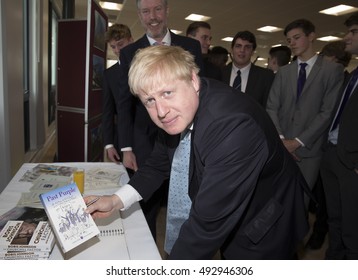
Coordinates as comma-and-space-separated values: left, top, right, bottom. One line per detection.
94, 9, 106, 52
92, 54, 104, 90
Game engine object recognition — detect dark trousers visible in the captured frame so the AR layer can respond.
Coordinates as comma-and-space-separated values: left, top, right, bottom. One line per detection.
321, 145, 358, 259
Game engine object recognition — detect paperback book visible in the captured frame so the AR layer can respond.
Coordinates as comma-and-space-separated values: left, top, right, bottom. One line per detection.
39, 183, 100, 253
0, 207, 55, 254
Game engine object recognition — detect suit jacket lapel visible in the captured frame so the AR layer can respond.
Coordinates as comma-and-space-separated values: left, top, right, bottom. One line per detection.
301, 56, 321, 95
290, 61, 298, 98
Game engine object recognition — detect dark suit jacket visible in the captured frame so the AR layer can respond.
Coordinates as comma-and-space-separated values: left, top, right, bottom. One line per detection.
337, 72, 358, 170
102, 62, 120, 149
222, 62, 274, 107
117, 31, 203, 167
129, 78, 309, 259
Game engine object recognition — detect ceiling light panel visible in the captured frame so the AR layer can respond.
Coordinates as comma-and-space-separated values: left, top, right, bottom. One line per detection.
319, 5, 358, 16
185, 14, 211, 21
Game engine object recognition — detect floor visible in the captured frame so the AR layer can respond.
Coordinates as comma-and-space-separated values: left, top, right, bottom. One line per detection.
35, 137, 328, 260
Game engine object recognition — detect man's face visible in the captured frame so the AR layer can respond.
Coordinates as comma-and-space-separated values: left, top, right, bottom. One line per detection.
137, 72, 200, 135
137, 0, 168, 40
344, 24, 358, 55
189, 27, 212, 54
267, 56, 278, 72
286, 28, 313, 58
231, 38, 254, 68
108, 37, 133, 58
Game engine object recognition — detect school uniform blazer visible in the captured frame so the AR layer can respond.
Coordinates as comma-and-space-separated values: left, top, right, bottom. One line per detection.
129, 78, 309, 259
337, 72, 358, 170
102, 62, 120, 148
221, 62, 275, 107
116, 31, 203, 166
266, 56, 344, 158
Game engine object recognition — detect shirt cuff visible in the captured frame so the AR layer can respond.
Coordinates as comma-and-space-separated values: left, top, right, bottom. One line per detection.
105, 144, 114, 150
121, 147, 133, 152
279, 135, 285, 140
115, 183, 142, 210
295, 137, 305, 147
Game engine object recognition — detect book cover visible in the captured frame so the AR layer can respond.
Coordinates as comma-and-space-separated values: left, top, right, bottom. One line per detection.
0, 249, 50, 260
49, 210, 129, 260
39, 183, 100, 253
0, 207, 55, 253
0, 220, 55, 253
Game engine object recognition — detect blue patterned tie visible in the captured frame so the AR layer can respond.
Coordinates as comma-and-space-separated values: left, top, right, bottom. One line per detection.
297, 62, 307, 100
164, 130, 192, 254
233, 69, 241, 90
331, 66, 358, 131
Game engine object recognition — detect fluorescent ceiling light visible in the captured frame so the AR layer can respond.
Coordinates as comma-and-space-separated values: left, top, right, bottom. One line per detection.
170, 29, 182, 35
99, 1, 123, 11
257, 26, 283, 33
271, 44, 282, 47
185, 14, 211, 22
319, 5, 358, 16
317, 36, 341, 42
257, 57, 266, 61
222, 37, 233, 42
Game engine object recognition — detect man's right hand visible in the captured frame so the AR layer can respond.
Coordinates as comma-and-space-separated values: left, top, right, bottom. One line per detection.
123, 150, 138, 172
107, 147, 121, 163
84, 194, 124, 220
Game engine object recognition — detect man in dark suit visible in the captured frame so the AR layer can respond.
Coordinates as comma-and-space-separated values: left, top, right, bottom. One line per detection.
320, 12, 358, 259
221, 30, 274, 107
86, 45, 309, 260
116, 0, 203, 240
102, 24, 133, 163
186, 21, 222, 80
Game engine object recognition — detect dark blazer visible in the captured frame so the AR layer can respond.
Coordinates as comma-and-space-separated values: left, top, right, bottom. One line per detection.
337, 71, 358, 170
117, 31, 203, 167
102, 62, 120, 149
129, 78, 309, 259
222, 62, 275, 107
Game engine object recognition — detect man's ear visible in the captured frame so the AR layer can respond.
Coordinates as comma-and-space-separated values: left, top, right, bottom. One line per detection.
191, 71, 200, 94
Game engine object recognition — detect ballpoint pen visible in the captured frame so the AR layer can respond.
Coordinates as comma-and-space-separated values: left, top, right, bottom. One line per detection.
86, 196, 100, 207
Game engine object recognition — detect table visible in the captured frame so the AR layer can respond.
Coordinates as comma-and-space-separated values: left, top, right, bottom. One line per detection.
0, 162, 161, 260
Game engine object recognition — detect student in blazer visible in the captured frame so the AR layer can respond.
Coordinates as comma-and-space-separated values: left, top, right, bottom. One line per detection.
86, 45, 309, 260
266, 19, 343, 210
221, 30, 275, 108
102, 24, 133, 163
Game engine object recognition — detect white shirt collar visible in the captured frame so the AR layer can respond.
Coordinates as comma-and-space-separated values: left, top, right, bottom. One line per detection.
147, 29, 171, 46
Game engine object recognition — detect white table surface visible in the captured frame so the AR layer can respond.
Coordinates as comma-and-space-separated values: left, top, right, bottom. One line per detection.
0, 162, 161, 260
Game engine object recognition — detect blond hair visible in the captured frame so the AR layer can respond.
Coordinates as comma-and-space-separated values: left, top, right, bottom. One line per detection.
128, 45, 200, 95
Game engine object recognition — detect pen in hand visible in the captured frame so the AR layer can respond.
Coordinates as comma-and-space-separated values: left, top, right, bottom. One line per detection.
86, 197, 100, 207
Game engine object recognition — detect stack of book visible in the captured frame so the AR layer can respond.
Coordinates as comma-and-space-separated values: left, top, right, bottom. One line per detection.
0, 207, 56, 260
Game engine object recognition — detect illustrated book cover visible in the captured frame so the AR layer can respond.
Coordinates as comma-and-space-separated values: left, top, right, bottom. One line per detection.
0, 207, 55, 253
39, 183, 100, 253
49, 210, 129, 260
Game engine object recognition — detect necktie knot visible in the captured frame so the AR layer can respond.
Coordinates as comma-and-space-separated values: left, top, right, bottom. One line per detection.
300, 62, 307, 70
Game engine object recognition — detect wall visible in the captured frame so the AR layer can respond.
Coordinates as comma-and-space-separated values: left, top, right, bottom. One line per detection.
0, 0, 24, 193
0, 0, 50, 193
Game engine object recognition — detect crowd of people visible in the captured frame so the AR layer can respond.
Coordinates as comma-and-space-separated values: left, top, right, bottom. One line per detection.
88, 0, 358, 260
